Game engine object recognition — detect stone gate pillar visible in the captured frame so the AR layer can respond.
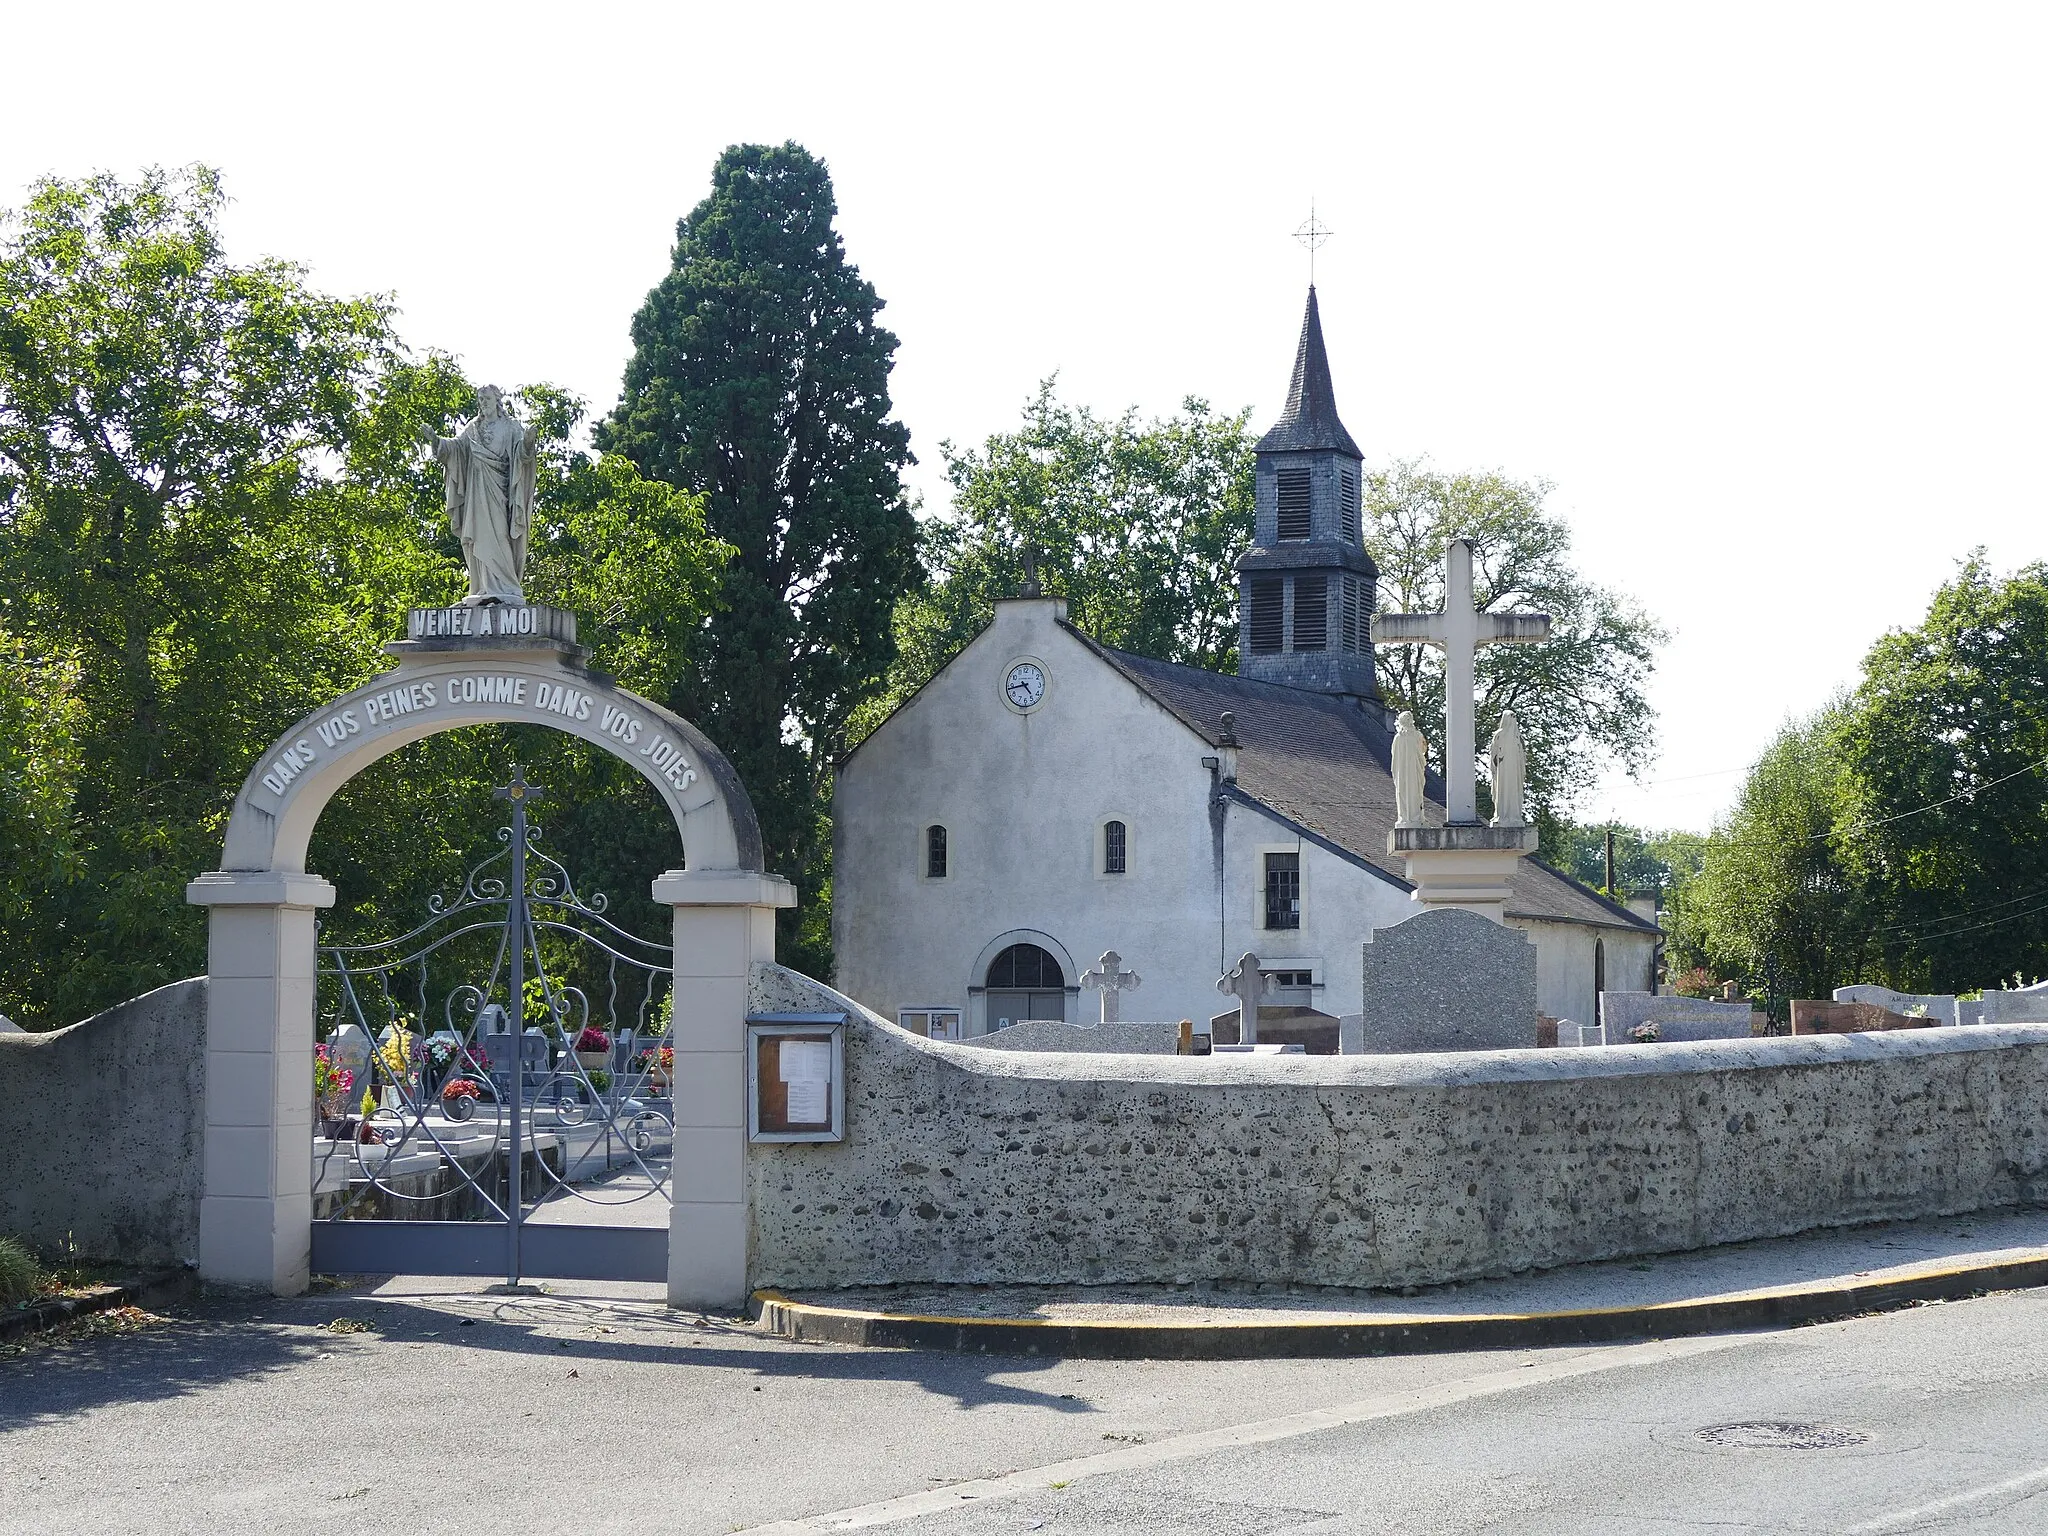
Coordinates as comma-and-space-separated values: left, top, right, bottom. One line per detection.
186, 870, 336, 1293
653, 868, 797, 1310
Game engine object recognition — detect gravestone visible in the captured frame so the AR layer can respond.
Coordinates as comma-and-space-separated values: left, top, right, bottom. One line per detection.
1980, 981, 2048, 1025
1216, 953, 1275, 1045
1600, 991, 1757, 1043
967, 1018, 1182, 1055
1833, 984, 1968, 1027
1080, 951, 1142, 1024
1359, 907, 1538, 1053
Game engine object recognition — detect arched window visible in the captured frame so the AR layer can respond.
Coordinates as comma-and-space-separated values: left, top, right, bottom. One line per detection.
985, 943, 1066, 1028
1103, 819, 1127, 875
925, 825, 948, 879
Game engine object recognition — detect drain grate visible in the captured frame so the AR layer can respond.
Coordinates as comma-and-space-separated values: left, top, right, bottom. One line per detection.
1697, 1420, 1870, 1451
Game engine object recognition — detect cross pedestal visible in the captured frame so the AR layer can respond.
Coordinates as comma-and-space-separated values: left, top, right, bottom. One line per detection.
1387, 823, 1536, 924
1374, 538, 1549, 923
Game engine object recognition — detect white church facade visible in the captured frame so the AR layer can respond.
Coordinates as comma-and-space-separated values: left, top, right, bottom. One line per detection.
833, 290, 1658, 1040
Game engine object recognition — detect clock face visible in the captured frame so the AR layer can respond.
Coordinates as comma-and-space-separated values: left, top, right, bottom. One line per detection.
1004, 660, 1047, 710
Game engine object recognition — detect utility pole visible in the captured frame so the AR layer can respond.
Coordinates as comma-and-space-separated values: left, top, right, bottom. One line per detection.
1604, 827, 1617, 897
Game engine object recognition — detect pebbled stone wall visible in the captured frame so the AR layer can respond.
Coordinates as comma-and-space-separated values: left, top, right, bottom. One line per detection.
747, 964, 2048, 1290
0, 978, 207, 1264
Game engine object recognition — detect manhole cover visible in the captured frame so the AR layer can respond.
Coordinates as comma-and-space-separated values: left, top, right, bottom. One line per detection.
1697, 1420, 1870, 1450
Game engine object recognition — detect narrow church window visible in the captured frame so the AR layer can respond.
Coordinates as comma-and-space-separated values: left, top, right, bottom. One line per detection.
1103, 820, 1127, 874
1292, 576, 1328, 652
1340, 467, 1359, 541
1248, 576, 1284, 654
1341, 576, 1363, 654
926, 824, 948, 878
1264, 852, 1301, 929
1276, 467, 1312, 540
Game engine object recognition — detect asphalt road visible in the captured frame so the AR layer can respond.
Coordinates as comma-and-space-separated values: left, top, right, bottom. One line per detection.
3, 1278, 2045, 1534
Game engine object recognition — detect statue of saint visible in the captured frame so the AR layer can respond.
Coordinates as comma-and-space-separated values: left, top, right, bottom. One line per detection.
1488, 708, 1528, 827
1392, 709, 1428, 828
422, 385, 536, 606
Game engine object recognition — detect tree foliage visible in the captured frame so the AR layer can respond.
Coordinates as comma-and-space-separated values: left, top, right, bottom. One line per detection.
600, 142, 918, 975
1364, 462, 1666, 830
1677, 557, 2048, 999
0, 168, 727, 1027
857, 383, 1254, 739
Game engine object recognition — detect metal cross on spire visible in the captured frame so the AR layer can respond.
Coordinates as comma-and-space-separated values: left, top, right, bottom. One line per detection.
1293, 202, 1333, 286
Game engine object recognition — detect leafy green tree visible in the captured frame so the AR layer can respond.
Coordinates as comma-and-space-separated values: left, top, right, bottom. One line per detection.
1680, 705, 1873, 1003
600, 142, 918, 974
0, 168, 728, 1025
856, 383, 1255, 740
1833, 557, 2048, 990
1365, 462, 1666, 830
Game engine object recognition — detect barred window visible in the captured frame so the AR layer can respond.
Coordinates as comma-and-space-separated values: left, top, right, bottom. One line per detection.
1103, 819, 1127, 874
1339, 467, 1359, 542
926, 824, 948, 878
1248, 576, 1284, 654
1264, 852, 1301, 930
1276, 466, 1312, 540
1292, 575, 1327, 652
1341, 575, 1364, 654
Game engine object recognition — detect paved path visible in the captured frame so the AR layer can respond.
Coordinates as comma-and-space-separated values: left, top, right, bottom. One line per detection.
5, 1266, 2048, 1533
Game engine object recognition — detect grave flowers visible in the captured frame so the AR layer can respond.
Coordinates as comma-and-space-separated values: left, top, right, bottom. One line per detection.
313, 1045, 355, 1132
634, 1045, 673, 1092
441, 1077, 481, 1123
574, 1026, 611, 1071
1628, 1021, 1662, 1044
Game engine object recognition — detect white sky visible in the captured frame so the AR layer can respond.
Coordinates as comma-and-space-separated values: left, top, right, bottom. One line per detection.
6, 2, 2043, 832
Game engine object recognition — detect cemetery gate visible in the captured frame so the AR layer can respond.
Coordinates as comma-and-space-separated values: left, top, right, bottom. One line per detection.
309, 769, 674, 1284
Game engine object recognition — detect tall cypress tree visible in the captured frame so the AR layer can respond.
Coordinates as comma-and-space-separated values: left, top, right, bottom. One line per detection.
600, 143, 917, 974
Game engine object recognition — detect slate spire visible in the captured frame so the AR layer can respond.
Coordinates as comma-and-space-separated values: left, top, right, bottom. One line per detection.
1255, 286, 1361, 457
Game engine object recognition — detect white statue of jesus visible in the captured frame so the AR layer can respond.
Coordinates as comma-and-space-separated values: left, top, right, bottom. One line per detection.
1488, 708, 1528, 828
1392, 709, 1427, 828
422, 385, 536, 606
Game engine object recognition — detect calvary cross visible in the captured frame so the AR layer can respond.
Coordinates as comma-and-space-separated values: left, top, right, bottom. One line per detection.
1373, 538, 1550, 824
1080, 951, 1142, 1024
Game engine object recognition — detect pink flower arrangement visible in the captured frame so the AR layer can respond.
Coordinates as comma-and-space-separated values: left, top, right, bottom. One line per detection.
313, 1044, 355, 1102
441, 1078, 481, 1102
574, 1027, 611, 1053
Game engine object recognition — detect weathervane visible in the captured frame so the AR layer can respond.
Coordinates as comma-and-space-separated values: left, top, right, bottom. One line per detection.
1293, 201, 1333, 286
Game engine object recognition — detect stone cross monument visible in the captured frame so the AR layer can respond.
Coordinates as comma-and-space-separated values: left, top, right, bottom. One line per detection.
1216, 952, 1275, 1045
1372, 538, 1551, 922
1080, 951, 1142, 1024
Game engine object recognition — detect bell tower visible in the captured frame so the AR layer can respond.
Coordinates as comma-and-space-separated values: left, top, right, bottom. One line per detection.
1235, 287, 1379, 701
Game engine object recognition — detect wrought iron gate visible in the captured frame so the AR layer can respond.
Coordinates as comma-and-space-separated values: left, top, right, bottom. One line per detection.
308, 767, 673, 1284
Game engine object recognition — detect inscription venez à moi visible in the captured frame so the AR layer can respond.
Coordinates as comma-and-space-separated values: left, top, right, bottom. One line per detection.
257, 674, 701, 798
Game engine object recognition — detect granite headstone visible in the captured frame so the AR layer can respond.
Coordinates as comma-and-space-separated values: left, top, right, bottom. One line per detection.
1360, 906, 1539, 1053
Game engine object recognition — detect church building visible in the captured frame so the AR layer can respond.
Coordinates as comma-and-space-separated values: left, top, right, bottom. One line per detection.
833, 290, 1658, 1039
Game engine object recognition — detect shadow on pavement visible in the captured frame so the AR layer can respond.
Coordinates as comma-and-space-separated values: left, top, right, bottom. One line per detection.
0, 1285, 1097, 1427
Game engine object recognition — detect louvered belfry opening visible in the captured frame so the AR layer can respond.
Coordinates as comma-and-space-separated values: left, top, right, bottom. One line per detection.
1276, 467, 1312, 541
1292, 575, 1328, 652
1248, 576, 1285, 654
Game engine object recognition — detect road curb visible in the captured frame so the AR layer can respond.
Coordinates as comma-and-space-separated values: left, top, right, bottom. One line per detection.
750, 1251, 2048, 1359
0, 1267, 195, 1345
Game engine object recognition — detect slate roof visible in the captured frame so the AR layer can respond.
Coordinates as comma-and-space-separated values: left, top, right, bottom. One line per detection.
1073, 631, 1658, 933
1254, 286, 1363, 458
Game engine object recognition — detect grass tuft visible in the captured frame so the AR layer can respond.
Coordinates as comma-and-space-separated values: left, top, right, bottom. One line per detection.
0, 1236, 42, 1306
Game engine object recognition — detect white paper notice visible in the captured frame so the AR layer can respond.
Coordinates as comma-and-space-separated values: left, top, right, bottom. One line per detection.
779, 1039, 832, 1124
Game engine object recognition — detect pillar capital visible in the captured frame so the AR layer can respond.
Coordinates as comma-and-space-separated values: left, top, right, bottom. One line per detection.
187, 870, 337, 909
650, 869, 797, 909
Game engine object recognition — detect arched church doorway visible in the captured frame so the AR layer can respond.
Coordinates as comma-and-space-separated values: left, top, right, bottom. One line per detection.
985, 943, 1067, 1029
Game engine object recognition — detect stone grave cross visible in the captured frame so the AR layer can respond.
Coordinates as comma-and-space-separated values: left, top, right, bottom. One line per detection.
1216, 952, 1275, 1045
1372, 537, 1550, 824
1080, 951, 1143, 1024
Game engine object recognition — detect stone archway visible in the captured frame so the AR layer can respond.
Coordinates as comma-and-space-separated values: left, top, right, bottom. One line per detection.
187, 613, 792, 1303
